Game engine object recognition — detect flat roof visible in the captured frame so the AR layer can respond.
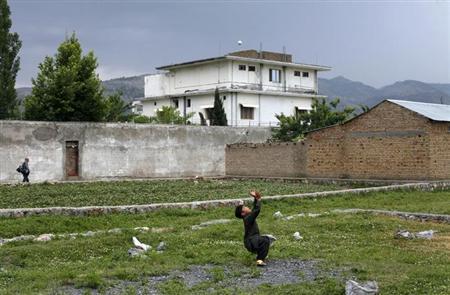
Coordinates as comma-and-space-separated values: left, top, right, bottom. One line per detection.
156, 52, 331, 71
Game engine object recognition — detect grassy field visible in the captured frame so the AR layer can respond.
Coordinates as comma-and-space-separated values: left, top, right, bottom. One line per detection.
0, 179, 353, 208
0, 189, 449, 294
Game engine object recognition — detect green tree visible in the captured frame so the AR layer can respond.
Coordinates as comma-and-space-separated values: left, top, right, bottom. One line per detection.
0, 0, 22, 119
210, 88, 227, 126
152, 106, 194, 124
24, 33, 106, 121
272, 98, 355, 141
104, 92, 132, 122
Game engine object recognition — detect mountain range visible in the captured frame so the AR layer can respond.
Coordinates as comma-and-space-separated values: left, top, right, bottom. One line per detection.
16, 75, 450, 109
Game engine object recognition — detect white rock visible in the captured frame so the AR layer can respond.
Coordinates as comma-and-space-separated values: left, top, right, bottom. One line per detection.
307, 213, 321, 217
345, 280, 379, 295
394, 230, 415, 239
416, 230, 436, 239
128, 247, 146, 257
191, 219, 232, 230
34, 234, 54, 242
156, 241, 167, 252
273, 211, 283, 219
132, 237, 151, 251
293, 232, 303, 240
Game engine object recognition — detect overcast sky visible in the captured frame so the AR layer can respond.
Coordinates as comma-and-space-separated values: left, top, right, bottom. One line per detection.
8, 0, 450, 88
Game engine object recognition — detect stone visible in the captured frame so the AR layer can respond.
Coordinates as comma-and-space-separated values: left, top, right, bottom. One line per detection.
345, 280, 379, 295
82, 231, 96, 237
415, 230, 435, 239
157, 241, 167, 252
108, 228, 122, 234
307, 213, 321, 218
191, 219, 232, 230
132, 237, 151, 251
394, 230, 415, 239
273, 211, 283, 219
134, 227, 150, 232
34, 234, 54, 242
128, 247, 146, 257
293, 232, 303, 240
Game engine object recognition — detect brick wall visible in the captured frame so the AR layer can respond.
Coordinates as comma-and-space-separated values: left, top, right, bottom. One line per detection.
225, 142, 307, 177
225, 101, 450, 180
429, 122, 450, 179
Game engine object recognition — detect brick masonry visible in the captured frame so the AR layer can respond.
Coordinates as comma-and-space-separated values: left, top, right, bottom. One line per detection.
226, 101, 450, 180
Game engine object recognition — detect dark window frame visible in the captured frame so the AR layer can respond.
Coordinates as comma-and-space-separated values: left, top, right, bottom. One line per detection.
248, 65, 256, 72
302, 72, 309, 78
240, 105, 254, 120
187, 99, 191, 108
294, 71, 301, 77
238, 64, 247, 71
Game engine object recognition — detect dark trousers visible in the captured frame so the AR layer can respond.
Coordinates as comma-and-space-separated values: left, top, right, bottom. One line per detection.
245, 235, 270, 260
22, 172, 29, 183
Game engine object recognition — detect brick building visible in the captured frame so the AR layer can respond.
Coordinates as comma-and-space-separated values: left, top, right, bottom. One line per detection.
226, 100, 450, 180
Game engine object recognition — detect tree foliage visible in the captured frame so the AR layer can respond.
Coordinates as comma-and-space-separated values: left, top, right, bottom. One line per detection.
209, 88, 227, 126
0, 0, 22, 119
153, 106, 194, 124
132, 106, 194, 124
103, 92, 132, 122
272, 98, 355, 141
24, 33, 106, 121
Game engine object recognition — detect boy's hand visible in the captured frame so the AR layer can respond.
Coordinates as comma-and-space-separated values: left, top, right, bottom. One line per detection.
250, 191, 261, 200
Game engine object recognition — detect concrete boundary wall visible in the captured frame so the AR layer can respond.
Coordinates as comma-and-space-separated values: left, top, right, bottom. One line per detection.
0, 121, 271, 183
1, 182, 448, 218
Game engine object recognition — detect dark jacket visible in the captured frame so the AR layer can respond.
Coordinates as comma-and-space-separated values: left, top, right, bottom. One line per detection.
243, 199, 261, 246
21, 161, 30, 174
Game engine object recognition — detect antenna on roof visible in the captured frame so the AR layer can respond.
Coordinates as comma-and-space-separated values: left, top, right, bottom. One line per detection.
259, 42, 263, 58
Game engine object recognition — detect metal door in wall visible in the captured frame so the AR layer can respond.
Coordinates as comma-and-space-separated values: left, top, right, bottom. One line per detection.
65, 141, 79, 177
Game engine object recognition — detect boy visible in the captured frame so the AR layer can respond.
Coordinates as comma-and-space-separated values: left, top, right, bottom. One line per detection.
235, 191, 272, 267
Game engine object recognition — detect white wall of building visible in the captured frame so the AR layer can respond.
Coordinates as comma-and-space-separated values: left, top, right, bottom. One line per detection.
141, 56, 325, 126
141, 92, 312, 127
144, 60, 318, 98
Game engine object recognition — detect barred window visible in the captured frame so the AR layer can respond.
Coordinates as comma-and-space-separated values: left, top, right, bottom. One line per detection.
240, 106, 254, 120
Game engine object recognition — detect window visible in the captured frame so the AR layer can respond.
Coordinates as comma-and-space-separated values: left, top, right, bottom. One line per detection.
238, 65, 246, 71
240, 106, 254, 120
223, 96, 226, 100
187, 99, 191, 108
302, 72, 309, 78
136, 105, 143, 112
154, 101, 157, 106
248, 66, 256, 72
269, 69, 281, 83
173, 99, 179, 108
295, 107, 308, 117
294, 71, 301, 77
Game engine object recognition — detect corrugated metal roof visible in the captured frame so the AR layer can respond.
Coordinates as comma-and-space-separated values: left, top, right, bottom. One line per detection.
388, 99, 450, 122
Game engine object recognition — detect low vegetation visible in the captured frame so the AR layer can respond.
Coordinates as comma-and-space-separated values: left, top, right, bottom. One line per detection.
0, 188, 449, 294
0, 179, 351, 209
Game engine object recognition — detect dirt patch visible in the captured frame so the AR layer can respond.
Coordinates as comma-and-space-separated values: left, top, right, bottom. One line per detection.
57, 259, 341, 294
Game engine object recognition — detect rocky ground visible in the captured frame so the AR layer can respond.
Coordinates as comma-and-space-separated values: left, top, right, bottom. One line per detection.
57, 259, 340, 294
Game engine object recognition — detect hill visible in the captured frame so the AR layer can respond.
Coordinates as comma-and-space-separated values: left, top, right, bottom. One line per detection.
17, 75, 450, 109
